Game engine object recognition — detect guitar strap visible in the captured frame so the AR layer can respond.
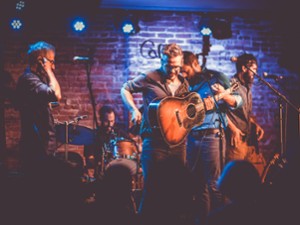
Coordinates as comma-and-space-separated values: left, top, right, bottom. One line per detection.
191, 80, 206, 93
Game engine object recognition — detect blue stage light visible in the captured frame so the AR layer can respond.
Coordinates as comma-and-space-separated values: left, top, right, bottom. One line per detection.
11, 18, 23, 30
120, 17, 140, 35
199, 16, 212, 36
72, 19, 86, 32
200, 27, 212, 36
122, 21, 135, 34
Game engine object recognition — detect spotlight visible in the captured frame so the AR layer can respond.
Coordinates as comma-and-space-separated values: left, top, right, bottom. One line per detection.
199, 16, 212, 36
200, 27, 212, 36
199, 15, 232, 40
16, 1, 25, 11
11, 18, 23, 30
72, 18, 86, 32
120, 15, 140, 35
122, 21, 135, 34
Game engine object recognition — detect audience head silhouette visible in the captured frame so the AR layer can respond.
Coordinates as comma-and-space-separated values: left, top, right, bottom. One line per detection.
218, 160, 261, 202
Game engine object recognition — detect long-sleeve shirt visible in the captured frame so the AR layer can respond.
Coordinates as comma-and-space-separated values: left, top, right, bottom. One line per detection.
191, 68, 242, 131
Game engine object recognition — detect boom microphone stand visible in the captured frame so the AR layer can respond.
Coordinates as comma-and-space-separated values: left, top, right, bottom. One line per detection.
243, 66, 300, 156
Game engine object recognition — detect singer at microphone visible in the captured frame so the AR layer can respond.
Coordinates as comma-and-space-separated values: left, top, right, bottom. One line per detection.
226, 53, 265, 164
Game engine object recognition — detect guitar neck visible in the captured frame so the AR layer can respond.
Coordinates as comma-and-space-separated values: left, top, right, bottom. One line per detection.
202, 85, 236, 111
214, 87, 233, 101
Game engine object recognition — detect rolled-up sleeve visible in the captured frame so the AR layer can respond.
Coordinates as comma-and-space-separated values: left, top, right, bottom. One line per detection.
229, 93, 243, 110
123, 74, 147, 93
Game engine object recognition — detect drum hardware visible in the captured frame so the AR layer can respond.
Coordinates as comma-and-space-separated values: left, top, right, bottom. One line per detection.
55, 115, 92, 161
96, 137, 117, 178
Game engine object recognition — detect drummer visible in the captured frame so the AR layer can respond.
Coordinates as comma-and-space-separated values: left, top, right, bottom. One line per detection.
84, 105, 136, 179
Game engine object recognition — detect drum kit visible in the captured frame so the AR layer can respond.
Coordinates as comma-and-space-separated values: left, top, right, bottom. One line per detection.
55, 116, 143, 190
104, 137, 143, 189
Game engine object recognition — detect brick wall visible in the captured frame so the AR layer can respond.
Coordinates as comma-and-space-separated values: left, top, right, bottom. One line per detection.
2, 10, 299, 162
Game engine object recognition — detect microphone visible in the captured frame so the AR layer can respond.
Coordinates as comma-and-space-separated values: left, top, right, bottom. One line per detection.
73, 56, 90, 62
263, 72, 283, 80
230, 56, 238, 63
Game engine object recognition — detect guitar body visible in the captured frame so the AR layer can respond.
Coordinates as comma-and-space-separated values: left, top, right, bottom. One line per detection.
148, 92, 205, 147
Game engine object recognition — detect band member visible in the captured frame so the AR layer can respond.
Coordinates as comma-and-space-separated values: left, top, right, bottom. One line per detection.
182, 51, 242, 225
121, 43, 190, 224
16, 41, 61, 173
84, 105, 134, 179
226, 53, 265, 169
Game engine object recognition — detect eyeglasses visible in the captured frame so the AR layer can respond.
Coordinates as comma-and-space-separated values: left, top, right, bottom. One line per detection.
43, 57, 55, 64
163, 64, 181, 71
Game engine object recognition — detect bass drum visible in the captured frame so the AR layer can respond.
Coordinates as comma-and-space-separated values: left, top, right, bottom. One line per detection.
105, 158, 143, 190
106, 158, 138, 176
261, 153, 287, 185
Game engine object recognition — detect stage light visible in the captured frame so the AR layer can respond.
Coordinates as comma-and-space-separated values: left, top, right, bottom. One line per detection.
198, 15, 232, 39
122, 22, 135, 34
200, 27, 212, 36
121, 20, 139, 35
119, 15, 140, 35
11, 18, 23, 30
72, 19, 86, 32
16, 1, 25, 11
199, 16, 212, 36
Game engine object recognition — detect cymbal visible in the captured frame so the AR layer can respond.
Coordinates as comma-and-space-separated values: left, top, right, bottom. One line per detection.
55, 124, 95, 145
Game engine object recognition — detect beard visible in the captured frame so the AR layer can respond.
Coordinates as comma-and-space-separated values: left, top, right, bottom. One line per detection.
243, 72, 254, 85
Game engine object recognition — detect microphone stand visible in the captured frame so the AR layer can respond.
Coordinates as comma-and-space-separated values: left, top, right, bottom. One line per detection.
85, 60, 99, 130
206, 79, 227, 172
245, 66, 300, 156
56, 116, 81, 161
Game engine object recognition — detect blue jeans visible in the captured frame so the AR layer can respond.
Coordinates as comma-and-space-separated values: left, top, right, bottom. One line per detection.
187, 130, 226, 225
138, 137, 186, 218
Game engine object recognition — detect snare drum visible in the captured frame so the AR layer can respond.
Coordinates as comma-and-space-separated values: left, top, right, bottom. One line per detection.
113, 138, 138, 159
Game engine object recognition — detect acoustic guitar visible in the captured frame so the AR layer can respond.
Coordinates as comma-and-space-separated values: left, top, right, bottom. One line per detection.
148, 82, 238, 147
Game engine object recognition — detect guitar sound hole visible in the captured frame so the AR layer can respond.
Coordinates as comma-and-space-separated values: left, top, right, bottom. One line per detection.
187, 104, 196, 118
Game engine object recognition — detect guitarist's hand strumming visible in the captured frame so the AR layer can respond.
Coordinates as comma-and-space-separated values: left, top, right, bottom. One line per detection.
130, 108, 142, 125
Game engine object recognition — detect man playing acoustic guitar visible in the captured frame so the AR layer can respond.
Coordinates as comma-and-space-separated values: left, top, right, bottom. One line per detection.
121, 43, 191, 224
182, 51, 242, 225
